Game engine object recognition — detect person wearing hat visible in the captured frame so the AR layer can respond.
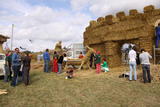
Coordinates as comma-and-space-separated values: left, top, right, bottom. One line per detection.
155, 23, 160, 48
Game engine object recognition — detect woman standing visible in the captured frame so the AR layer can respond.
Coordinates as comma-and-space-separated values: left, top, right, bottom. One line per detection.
52, 51, 59, 73
22, 52, 31, 86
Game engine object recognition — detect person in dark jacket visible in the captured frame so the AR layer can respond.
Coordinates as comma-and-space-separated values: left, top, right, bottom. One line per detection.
89, 53, 95, 68
22, 52, 31, 86
11, 48, 21, 87
95, 51, 101, 74
57, 53, 64, 74
6, 51, 12, 80
156, 23, 160, 48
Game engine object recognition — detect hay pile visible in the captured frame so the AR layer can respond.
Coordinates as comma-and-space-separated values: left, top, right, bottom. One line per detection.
0, 89, 7, 95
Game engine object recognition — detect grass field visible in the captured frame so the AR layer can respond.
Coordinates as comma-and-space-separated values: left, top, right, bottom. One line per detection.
0, 62, 160, 107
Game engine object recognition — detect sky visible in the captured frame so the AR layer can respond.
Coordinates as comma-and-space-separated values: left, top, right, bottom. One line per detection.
0, 0, 160, 52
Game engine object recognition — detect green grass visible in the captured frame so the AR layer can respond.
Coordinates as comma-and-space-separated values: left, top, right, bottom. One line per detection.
1, 65, 160, 107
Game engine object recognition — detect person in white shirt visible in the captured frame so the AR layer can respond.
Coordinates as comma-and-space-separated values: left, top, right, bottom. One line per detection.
139, 49, 152, 83
128, 45, 137, 81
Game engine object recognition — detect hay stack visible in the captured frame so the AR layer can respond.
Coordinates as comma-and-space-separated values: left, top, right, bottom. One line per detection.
105, 15, 114, 25
144, 5, 155, 13
89, 20, 97, 28
97, 17, 105, 22
97, 17, 105, 26
129, 9, 138, 16
116, 11, 126, 21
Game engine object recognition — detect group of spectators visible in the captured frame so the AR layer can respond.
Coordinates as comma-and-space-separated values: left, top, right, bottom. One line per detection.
43, 49, 74, 79
43, 49, 66, 73
4, 48, 31, 87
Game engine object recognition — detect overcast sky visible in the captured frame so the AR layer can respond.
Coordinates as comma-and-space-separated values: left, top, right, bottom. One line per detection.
0, 0, 160, 52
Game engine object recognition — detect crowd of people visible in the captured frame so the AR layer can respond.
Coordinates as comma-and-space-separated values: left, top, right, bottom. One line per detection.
42, 47, 110, 79
4, 48, 31, 87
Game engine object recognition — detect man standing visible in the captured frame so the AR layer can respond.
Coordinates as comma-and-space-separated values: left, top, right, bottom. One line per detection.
139, 49, 152, 83
57, 53, 64, 74
128, 46, 137, 81
6, 51, 12, 80
156, 23, 160, 48
11, 48, 21, 87
43, 49, 50, 73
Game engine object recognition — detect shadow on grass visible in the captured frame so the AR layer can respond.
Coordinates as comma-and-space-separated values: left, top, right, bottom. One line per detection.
29, 72, 41, 84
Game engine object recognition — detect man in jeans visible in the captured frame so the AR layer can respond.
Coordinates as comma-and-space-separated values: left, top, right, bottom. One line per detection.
139, 49, 152, 83
11, 48, 21, 87
57, 53, 64, 74
43, 49, 50, 73
128, 46, 137, 81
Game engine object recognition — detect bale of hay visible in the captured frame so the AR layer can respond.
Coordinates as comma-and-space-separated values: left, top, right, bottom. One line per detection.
144, 5, 155, 13
105, 15, 114, 25
89, 20, 97, 28
129, 9, 138, 16
97, 17, 105, 22
116, 11, 126, 21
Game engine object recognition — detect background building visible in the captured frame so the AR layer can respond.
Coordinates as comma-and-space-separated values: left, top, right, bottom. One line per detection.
67, 43, 86, 58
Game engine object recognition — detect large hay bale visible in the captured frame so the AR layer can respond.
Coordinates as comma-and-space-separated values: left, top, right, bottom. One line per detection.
89, 20, 97, 28
144, 5, 155, 13
116, 11, 126, 21
97, 17, 105, 22
105, 15, 114, 25
129, 9, 138, 16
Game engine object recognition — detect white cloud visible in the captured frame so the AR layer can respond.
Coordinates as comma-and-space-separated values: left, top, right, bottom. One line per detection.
70, 0, 160, 16
1, 0, 160, 52
0, 0, 91, 52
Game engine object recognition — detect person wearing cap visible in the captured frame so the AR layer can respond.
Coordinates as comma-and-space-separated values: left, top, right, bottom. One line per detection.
128, 45, 137, 81
95, 51, 101, 74
155, 23, 160, 48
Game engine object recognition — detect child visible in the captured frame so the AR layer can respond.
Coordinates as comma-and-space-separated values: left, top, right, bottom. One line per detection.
101, 58, 109, 72
65, 65, 74, 79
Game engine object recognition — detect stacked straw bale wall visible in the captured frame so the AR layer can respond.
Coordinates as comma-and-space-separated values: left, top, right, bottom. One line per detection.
84, 5, 160, 67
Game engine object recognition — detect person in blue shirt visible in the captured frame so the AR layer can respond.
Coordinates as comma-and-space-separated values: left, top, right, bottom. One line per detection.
156, 23, 160, 48
43, 49, 50, 72
11, 48, 21, 87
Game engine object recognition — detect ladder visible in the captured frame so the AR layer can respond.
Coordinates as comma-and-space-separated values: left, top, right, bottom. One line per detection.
153, 46, 160, 64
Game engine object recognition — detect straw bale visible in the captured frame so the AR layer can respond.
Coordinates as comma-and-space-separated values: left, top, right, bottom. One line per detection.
97, 17, 105, 22
89, 20, 97, 28
129, 9, 138, 16
144, 5, 155, 13
116, 11, 126, 21
105, 15, 114, 25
